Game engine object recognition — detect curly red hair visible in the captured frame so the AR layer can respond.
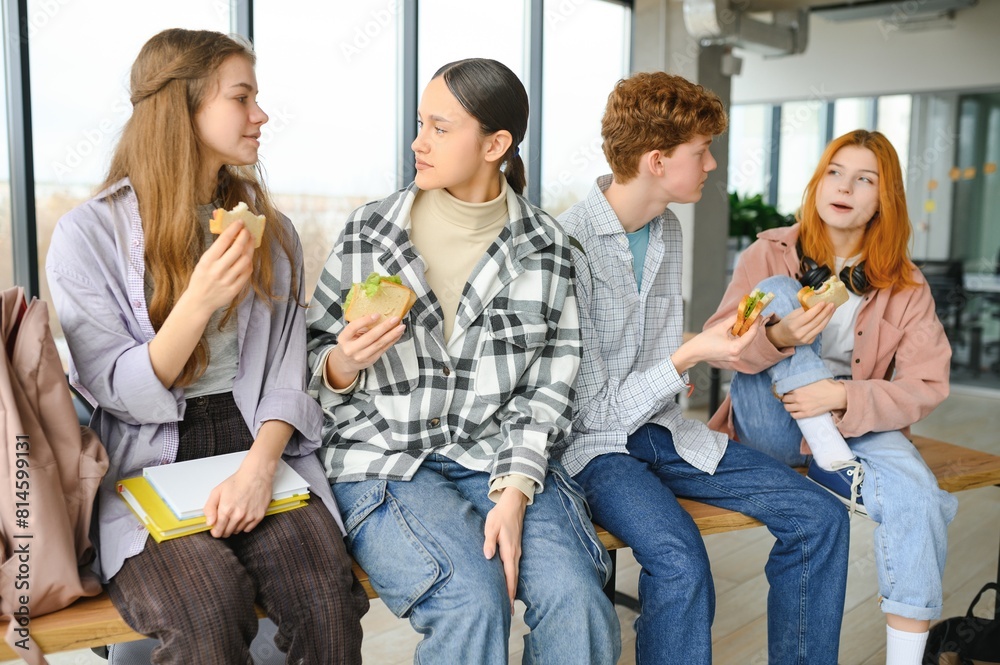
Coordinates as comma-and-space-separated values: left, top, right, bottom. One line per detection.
601, 72, 727, 184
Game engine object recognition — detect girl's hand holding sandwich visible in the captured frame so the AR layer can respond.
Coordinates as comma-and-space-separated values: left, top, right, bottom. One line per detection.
765, 301, 835, 349
326, 313, 406, 390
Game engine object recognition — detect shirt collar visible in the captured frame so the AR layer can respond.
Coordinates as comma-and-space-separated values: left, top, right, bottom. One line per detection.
95, 177, 133, 201
586, 174, 663, 238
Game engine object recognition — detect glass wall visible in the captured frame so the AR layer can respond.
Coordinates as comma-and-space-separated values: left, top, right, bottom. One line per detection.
733, 94, 915, 219
0, 13, 10, 292
833, 97, 872, 138
255, 0, 399, 293
540, 0, 629, 216
28, 0, 229, 355
14, 1, 635, 346
953, 93, 1000, 273
776, 100, 824, 215
418, 0, 526, 87
728, 104, 770, 202
877, 94, 912, 178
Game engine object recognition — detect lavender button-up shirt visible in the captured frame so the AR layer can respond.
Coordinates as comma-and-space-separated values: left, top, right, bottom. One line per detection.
46, 178, 342, 582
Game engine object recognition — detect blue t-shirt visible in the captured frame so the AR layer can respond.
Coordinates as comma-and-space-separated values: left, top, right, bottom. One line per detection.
626, 224, 650, 291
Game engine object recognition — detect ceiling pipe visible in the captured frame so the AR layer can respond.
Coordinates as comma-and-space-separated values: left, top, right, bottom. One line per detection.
683, 0, 809, 57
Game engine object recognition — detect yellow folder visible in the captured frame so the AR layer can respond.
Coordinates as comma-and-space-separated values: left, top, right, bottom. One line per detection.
117, 476, 308, 543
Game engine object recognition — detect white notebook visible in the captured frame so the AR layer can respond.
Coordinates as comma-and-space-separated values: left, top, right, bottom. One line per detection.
143, 451, 310, 520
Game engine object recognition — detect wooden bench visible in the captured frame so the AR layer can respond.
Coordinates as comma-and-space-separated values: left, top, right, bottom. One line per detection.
3, 435, 999, 661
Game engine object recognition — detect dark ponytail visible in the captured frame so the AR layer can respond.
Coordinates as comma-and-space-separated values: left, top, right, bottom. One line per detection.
433, 58, 528, 195
503, 148, 526, 196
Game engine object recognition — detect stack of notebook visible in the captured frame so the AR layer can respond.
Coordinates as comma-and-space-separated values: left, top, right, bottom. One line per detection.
117, 451, 310, 542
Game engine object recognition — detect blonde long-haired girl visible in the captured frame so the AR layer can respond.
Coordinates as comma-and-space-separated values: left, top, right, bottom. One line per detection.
706, 130, 957, 665
47, 28, 367, 663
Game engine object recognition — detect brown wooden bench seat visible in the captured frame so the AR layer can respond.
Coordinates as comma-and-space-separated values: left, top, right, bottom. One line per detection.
3, 435, 999, 661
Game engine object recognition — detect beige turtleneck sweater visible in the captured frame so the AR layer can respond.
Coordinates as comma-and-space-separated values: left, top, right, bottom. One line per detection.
409, 178, 508, 343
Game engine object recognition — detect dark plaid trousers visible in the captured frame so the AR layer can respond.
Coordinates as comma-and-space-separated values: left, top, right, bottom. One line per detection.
107, 392, 368, 664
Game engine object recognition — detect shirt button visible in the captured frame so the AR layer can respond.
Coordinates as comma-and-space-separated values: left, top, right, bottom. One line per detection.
855, 358, 861, 364
428, 418, 440, 427
857, 331, 863, 336
442, 366, 451, 377
132, 299, 142, 308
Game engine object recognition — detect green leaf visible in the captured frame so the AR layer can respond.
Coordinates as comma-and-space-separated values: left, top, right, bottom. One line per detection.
347, 273, 403, 309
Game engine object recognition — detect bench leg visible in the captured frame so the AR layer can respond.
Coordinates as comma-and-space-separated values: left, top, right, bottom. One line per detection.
709, 367, 722, 417
603, 549, 643, 613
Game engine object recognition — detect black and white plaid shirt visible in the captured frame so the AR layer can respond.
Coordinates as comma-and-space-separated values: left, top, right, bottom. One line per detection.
558, 176, 729, 476
306, 183, 581, 492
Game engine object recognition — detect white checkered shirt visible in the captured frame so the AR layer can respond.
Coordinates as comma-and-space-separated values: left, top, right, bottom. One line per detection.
306, 183, 581, 491
557, 175, 729, 476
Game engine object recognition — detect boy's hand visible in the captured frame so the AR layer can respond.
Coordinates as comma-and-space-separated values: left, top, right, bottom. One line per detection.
671, 317, 763, 374
325, 313, 405, 389
765, 302, 835, 349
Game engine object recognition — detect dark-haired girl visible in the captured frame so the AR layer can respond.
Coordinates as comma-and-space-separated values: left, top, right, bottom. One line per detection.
306, 58, 620, 664
706, 130, 956, 664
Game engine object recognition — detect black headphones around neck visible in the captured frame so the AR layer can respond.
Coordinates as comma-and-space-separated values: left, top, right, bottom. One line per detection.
796, 240, 870, 296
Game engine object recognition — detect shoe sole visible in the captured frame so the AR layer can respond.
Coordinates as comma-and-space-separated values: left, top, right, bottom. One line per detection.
807, 476, 871, 519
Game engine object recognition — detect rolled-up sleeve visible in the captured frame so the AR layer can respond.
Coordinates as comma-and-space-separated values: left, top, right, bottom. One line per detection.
254, 228, 324, 456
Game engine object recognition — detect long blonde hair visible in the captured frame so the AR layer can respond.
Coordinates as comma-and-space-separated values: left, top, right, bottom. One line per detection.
104, 28, 296, 386
798, 129, 918, 292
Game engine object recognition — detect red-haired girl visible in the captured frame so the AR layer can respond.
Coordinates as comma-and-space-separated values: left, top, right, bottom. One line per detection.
706, 130, 956, 665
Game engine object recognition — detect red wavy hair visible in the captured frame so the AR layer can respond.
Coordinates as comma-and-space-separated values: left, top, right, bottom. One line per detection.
797, 129, 918, 292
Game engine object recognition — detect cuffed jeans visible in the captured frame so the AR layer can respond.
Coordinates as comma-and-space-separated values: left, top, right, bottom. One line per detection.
576, 424, 849, 665
731, 274, 959, 620
331, 455, 620, 665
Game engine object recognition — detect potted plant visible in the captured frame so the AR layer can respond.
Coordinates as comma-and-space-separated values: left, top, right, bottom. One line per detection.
727, 192, 795, 278
729, 191, 795, 250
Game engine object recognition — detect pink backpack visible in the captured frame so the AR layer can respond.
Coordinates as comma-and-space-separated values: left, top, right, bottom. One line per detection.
0, 287, 108, 664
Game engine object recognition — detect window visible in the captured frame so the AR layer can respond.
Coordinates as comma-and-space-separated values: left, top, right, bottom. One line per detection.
418, 0, 526, 87
0, 22, 10, 292
833, 97, 873, 137
728, 104, 771, 202
29, 0, 229, 355
255, 0, 399, 293
877, 95, 912, 178
540, 0, 630, 216
777, 100, 825, 215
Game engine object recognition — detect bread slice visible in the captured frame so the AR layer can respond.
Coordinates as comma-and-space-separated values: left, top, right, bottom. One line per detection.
210, 202, 266, 248
344, 276, 417, 323
797, 274, 849, 310
733, 289, 775, 336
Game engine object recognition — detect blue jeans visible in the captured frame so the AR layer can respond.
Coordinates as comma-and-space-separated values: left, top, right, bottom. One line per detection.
576, 424, 849, 665
731, 275, 959, 620
331, 455, 620, 665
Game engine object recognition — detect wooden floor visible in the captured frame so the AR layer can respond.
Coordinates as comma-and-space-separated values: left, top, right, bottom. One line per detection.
22, 389, 1000, 665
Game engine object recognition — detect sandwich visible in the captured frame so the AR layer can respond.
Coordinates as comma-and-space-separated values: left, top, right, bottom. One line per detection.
797, 274, 850, 310
732, 288, 775, 336
210, 202, 266, 248
343, 272, 417, 323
